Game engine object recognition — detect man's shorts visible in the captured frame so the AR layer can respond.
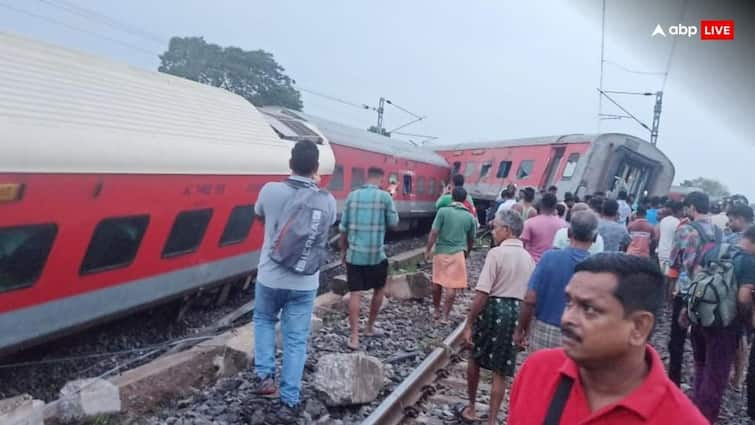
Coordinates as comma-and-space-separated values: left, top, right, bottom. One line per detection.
346, 260, 389, 292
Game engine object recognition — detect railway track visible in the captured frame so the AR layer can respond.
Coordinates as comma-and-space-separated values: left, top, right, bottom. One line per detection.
362, 319, 468, 425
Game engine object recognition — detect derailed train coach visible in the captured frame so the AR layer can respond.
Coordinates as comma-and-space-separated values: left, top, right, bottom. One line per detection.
435, 133, 675, 211
0, 33, 335, 355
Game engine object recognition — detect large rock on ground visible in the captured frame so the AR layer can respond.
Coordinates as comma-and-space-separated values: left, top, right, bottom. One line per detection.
58, 378, 121, 422
313, 292, 344, 316
0, 394, 44, 425
385, 271, 432, 300
314, 353, 385, 406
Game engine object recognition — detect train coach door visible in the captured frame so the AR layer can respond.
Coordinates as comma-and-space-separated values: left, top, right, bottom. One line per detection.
541, 146, 566, 189
402, 173, 415, 202
607, 147, 661, 198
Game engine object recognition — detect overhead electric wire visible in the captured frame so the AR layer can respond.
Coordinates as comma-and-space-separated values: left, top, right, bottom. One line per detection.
604, 60, 666, 76
661, 0, 688, 91
0, 1, 159, 57
36, 0, 167, 45
602, 90, 654, 96
598, 0, 606, 131
597, 88, 651, 131
295, 85, 374, 112
388, 116, 426, 133
385, 99, 423, 119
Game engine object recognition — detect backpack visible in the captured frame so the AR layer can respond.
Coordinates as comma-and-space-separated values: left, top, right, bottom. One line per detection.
269, 179, 333, 275
686, 221, 738, 328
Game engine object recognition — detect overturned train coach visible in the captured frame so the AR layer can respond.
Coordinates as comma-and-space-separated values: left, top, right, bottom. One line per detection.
0, 33, 451, 355
434, 133, 675, 214
0, 33, 337, 355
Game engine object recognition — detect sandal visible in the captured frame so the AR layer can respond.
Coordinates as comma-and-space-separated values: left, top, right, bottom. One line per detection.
454, 404, 481, 423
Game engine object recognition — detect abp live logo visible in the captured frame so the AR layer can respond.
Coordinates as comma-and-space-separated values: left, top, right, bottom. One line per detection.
700, 20, 735, 40
651, 20, 735, 40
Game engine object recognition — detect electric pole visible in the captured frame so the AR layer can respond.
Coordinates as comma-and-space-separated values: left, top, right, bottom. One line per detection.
597, 89, 666, 146
650, 91, 663, 145
376, 97, 385, 133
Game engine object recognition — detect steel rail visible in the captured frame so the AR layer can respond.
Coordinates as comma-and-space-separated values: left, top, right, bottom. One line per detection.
362, 319, 467, 425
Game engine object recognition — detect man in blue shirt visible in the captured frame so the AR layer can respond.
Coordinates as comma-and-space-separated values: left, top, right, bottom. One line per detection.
339, 167, 399, 350
514, 210, 598, 352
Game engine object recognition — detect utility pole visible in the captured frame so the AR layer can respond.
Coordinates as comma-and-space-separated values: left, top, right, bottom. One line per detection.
597, 89, 667, 146
376, 97, 386, 133
650, 91, 663, 145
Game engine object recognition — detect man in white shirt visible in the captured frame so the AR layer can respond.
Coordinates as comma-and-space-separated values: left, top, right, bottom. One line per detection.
496, 188, 517, 214
617, 190, 632, 226
553, 203, 604, 254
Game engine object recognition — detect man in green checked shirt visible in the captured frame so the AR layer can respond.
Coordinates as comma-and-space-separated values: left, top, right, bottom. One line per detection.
339, 167, 399, 350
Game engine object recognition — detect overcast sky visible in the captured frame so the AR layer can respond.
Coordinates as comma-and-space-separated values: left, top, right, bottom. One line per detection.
2, 0, 752, 200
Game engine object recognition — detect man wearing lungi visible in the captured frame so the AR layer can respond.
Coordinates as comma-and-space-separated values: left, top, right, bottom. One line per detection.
425, 187, 477, 323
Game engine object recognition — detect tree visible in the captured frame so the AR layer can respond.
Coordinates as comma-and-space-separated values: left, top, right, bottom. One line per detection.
158, 37, 302, 110
680, 177, 730, 197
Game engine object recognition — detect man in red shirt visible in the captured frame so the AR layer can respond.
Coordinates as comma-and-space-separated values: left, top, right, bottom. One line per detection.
508, 253, 706, 425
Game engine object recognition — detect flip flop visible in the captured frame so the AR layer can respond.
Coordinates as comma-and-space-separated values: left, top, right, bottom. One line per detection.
346, 340, 359, 350
454, 404, 481, 423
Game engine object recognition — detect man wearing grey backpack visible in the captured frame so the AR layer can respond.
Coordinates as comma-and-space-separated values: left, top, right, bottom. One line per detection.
672, 191, 750, 423
252, 140, 337, 423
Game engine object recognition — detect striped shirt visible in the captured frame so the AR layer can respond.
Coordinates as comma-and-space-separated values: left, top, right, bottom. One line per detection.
339, 184, 399, 266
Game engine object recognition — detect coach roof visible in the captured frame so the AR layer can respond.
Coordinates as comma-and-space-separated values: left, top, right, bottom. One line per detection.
437, 134, 593, 151
0, 32, 316, 176
260, 107, 450, 168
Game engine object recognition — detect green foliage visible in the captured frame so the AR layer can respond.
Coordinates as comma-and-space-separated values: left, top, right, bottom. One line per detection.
159, 36, 302, 110
680, 177, 730, 197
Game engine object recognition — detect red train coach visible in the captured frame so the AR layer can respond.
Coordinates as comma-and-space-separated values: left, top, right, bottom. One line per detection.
0, 33, 335, 355
435, 133, 674, 207
260, 107, 451, 231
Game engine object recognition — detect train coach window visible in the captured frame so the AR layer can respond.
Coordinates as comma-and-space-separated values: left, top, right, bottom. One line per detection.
496, 161, 512, 178
464, 162, 476, 177
81, 215, 149, 275
403, 175, 413, 194
0, 223, 57, 292
351, 167, 366, 189
219, 205, 255, 246
516, 160, 534, 180
480, 162, 492, 179
417, 177, 426, 194
162, 209, 213, 258
428, 178, 437, 195
561, 153, 580, 180
328, 165, 344, 191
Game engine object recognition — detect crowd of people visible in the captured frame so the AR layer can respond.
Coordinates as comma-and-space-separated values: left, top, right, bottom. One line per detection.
246, 139, 755, 424
466, 180, 755, 424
